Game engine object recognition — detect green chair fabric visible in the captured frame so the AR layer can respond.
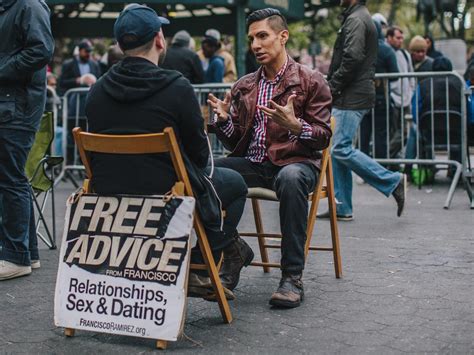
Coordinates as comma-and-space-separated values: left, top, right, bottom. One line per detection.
25, 112, 55, 192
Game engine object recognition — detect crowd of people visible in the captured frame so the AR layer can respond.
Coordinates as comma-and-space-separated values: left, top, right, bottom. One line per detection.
0, 0, 472, 313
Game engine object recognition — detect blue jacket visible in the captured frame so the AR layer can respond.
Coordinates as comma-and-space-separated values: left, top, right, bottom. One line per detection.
204, 55, 224, 83
373, 20, 399, 97
0, 0, 54, 132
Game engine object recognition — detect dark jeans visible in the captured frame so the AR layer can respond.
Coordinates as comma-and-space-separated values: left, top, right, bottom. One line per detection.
206, 166, 248, 250
214, 157, 318, 274
0, 128, 38, 266
191, 166, 248, 268
360, 96, 391, 158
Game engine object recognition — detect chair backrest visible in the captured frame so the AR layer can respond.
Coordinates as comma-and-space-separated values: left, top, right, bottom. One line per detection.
324, 117, 336, 162
318, 116, 336, 184
72, 127, 194, 197
25, 112, 55, 192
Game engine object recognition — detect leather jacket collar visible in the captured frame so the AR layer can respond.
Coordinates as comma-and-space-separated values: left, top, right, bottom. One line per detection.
236, 56, 301, 96
342, 3, 364, 21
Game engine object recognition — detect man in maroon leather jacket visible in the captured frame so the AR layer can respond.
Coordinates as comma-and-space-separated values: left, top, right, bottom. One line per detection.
208, 8, 332, 308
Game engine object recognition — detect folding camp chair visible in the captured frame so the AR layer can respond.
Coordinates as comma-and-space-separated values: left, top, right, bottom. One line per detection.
72, 126, 232, 348
25, 112, 64, 250
240, 117, 342, 278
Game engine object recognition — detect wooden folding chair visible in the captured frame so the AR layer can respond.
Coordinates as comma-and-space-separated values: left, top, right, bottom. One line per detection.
72, 126, 232, 349
240, 118, 342, 278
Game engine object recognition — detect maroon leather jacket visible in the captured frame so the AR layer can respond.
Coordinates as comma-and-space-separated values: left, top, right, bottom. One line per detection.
215, 57, 332, 170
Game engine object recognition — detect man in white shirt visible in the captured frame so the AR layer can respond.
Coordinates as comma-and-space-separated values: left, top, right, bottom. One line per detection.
386, 26, 415, 158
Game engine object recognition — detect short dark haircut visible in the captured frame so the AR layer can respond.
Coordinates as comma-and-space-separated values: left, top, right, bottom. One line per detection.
246, 8, 288, 32
423, 33, 434, 42
121, 35, 155, 56
201, 36, 220, 49
386, 26, 403, 38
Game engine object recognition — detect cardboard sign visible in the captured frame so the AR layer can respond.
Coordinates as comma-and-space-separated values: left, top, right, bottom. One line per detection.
54, 194, 195, 341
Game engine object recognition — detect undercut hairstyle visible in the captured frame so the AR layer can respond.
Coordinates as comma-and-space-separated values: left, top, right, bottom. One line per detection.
386, 26, 403, 38
121, 35, 155, 56
246, 8, 288, 32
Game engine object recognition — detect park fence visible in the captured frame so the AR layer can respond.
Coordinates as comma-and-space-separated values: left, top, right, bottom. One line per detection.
53, 75, 473, 209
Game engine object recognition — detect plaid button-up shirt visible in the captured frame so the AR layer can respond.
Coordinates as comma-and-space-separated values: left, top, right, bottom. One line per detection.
217, 57, 312, 162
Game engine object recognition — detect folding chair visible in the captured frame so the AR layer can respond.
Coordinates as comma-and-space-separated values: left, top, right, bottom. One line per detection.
25, 112, 64, 249
72, 127, 232, 347
240, 117, 342, 278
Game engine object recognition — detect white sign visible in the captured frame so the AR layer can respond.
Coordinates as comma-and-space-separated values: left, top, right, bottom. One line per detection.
54, 194, 195, 341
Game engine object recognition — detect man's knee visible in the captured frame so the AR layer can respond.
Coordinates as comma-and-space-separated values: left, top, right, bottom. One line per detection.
225, 168, 248, 197
331, 142, 353, 161
213, 167, 248, 198
275, 164, 315, 197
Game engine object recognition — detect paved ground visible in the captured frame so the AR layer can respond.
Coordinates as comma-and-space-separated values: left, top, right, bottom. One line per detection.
0, 174, 473, 354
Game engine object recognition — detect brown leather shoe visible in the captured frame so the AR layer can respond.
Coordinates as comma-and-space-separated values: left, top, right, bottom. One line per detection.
269, 273, 304, 308
187, 272, 235, 301
219, 233, 254, 290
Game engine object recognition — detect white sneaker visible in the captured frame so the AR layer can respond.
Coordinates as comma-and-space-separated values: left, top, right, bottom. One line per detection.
0, 260, 32, 280
31, 260, 41, 269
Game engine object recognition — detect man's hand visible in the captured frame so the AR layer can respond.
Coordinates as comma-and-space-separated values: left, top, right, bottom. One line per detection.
258, 93, 302, 135
208, 92, 231, 123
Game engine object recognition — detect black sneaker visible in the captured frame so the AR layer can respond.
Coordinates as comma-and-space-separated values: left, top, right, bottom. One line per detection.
317, 210, 353, 221
392, 173, 407, 217
269, 273, 304, 308
219, 233, 254, 290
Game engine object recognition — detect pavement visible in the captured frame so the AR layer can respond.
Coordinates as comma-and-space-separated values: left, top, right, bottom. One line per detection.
0, 174, 473, 354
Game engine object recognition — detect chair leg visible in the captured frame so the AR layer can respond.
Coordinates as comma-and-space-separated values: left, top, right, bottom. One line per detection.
326, 159, 342, 278
50, 167, 57, 249
251, 198, 270, 273
194, 216, 232, 324
30, 187, 55, 249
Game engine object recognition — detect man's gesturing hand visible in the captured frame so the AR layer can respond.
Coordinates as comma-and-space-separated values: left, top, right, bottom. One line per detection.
257, 93, 302, 135
208, 92, 231, 123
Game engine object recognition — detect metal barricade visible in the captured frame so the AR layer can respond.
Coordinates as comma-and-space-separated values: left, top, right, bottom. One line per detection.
57, 87, 90, 187
463, 86, 473, 208
359, 71, 472, 209
46, 85, 61, 156
193, 83, 233, 157
57, 84, 233, 185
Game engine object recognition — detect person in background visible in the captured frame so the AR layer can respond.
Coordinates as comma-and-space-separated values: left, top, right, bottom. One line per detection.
245, 43, 259, 74
99, 44, 124, 73
45, 73, 59, 111
360, 19, 399, 159
59, 40, 102, 94
466, 66, 474, 145
386, 26, 416, 159
59, 39, 102, 129
201, 35, 225, 83
409, 35, 433, 72
424, 34, 443, 59
372, 12, 388, 32
406, 57, 462, 179
323, 0, 406, 222
199, 29, 237, 83
0, 0, 54, 279
161, 30, 204, 84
